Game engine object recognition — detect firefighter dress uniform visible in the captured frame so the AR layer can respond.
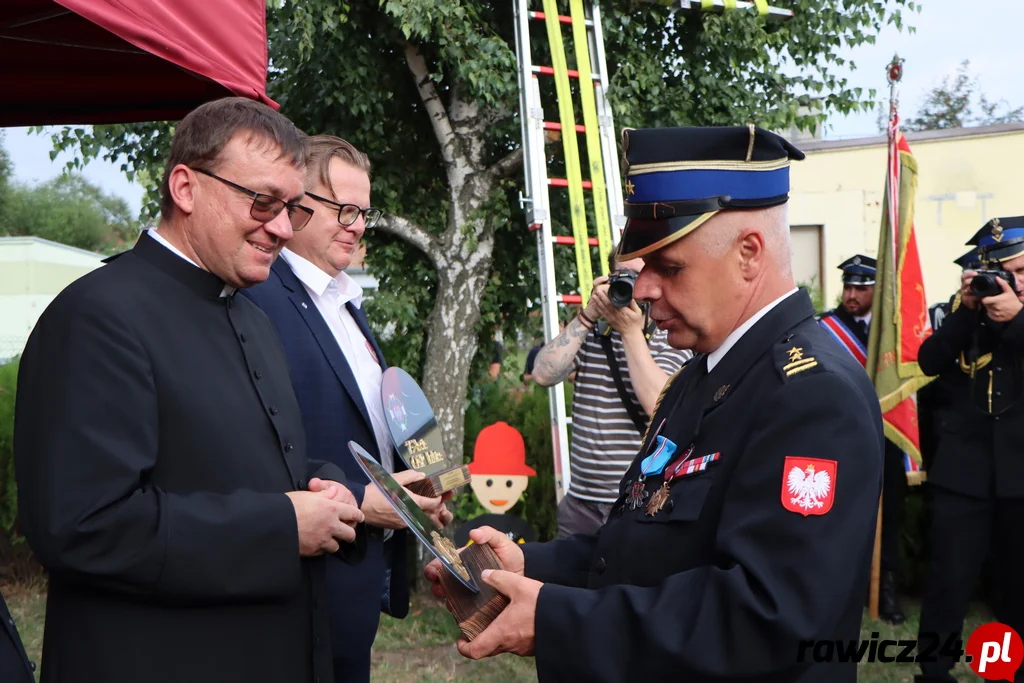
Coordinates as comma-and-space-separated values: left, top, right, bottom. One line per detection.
521, 126, 885, 683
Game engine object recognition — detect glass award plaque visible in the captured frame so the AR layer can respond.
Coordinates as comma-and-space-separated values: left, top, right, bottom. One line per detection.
349, 441, 508, 640
380, 367, 470, 496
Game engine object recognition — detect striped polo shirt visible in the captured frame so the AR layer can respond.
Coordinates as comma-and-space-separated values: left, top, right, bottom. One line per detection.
568, 328, 692, 503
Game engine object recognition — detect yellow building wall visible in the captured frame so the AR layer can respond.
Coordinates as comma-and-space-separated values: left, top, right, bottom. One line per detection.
788, 127, 1024, 309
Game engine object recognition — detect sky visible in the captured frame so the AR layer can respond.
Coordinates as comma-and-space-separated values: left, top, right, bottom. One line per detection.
3, 0, 1021, 216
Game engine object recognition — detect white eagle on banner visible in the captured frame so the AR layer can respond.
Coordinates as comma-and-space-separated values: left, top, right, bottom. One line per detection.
787, 463, 831, 510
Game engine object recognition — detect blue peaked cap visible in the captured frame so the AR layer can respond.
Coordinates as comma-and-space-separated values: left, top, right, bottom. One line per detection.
617, 125, 805, 259
838, 254, 876, 285
968, 216, 1024, 264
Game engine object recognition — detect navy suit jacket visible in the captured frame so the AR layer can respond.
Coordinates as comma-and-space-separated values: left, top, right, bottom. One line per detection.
242, 257, 410, 661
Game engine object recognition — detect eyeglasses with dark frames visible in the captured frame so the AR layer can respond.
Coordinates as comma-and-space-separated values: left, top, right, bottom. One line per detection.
190, 168, 313, 231
304, 191, 382, 229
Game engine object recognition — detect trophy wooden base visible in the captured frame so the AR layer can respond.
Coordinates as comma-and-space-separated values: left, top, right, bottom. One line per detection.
437, 542, 510, 641
406, 464, 471, 498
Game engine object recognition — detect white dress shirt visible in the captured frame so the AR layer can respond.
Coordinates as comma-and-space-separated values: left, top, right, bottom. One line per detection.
855, 311, 873, 329
279, 249, 395, 474
707, 288, 799, 372
147, 229, 236, 297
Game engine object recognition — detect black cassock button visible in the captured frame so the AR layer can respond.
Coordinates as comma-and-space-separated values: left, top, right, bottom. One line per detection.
284, 442, 294, 452
254, 370, 263, 380
269, 406, 279, 415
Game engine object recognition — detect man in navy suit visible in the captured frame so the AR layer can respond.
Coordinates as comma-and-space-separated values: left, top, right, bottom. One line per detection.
244, 135, 452, 683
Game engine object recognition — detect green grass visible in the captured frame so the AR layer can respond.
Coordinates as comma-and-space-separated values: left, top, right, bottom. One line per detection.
4, 584, 990, 682
4, 580, 45, 682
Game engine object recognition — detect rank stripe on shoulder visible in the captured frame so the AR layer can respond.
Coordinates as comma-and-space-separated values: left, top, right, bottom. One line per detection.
784, 357, 818, 376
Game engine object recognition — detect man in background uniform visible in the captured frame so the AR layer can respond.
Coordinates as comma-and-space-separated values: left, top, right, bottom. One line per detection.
427, 125, 884, 683
915, 218, 1024, 683
817, 255, 909, 624
918, 248, 982, 472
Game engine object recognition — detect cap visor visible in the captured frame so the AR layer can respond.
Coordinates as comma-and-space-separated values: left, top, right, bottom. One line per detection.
618, 211, 717, 260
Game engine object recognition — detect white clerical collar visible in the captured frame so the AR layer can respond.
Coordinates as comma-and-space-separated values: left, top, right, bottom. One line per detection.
280, 248, 364, 308
707, 288, 799, 372
147, 228, 235, 297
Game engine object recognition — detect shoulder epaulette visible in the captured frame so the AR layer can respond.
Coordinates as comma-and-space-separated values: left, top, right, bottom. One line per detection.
951, 290, 963, 313
774, 333, 825, 381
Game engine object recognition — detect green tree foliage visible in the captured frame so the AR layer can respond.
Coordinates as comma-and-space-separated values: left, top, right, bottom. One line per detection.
0, 131, 11, 210
904, 59, 1024, 132
0, 173, 138, 254
43, 0, 916, 463
0, 358, 17, 539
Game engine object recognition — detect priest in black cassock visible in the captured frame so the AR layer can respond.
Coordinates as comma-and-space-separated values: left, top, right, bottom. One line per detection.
14, 98, 367, 683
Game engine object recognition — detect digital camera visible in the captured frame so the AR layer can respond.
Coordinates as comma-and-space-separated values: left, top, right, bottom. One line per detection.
970, 268, 1017, 298
607, 269, 638, 308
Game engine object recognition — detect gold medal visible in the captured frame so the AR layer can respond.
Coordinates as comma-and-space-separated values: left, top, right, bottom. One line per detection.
646, 482, 671, 516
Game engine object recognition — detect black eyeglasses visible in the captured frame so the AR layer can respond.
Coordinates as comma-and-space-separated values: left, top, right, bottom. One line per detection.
191, 168, 313, 231
305, 191, 382, 229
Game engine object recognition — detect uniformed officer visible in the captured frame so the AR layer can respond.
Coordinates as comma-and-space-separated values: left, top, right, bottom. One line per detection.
1, 590, 36, 683
425, 125, 884, 682
918, 248, 982, 473
915, 218, 1024, 683
818, 255, 909, 625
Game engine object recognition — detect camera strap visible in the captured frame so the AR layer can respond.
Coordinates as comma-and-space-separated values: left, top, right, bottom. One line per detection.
599, 333, 648, 435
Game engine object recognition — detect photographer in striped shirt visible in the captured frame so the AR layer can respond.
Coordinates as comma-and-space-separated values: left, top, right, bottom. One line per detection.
532, 253, 692, 538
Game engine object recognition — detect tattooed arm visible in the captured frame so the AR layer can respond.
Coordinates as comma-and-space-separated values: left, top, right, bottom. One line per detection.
532, 312, 594, 386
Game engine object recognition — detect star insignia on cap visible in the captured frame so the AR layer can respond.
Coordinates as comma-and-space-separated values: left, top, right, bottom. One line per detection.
625, 180, 636, 196
853, 256, 861, 265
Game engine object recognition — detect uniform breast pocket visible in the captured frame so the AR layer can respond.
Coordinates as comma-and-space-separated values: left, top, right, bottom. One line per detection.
637, 474, 715, 525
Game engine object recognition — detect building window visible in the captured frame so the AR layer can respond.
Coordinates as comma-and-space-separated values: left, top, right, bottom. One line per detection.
790, 225, 825, 309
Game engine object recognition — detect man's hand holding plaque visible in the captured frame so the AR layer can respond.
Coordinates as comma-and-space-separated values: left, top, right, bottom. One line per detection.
424, 525, 540, 653
361, 469, 453, 530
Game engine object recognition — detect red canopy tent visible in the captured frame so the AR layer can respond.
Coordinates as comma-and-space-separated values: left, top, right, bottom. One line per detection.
0, 0, 276, 126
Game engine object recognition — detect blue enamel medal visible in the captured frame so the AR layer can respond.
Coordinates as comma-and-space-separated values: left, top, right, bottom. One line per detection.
624, 436, 677, 511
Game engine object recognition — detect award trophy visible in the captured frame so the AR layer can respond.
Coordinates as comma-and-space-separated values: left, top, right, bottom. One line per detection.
380, 367, 471, 497
349, 442, 508, 640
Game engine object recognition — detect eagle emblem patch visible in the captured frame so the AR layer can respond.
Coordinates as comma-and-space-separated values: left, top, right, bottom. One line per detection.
782, 457, 836, 516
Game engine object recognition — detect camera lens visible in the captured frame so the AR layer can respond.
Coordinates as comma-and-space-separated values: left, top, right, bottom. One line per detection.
970, 273, 1001, 298
607, 271, 637, 308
